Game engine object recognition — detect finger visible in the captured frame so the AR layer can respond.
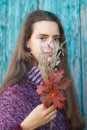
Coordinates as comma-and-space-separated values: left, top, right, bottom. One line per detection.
42, 114, 56, 125
47, 114, 56, 123
45, 110, 57, 119
50, 114, 56, 120
42, 106, 56, 117
38, 104, 47, 110
45, 105, 55, 114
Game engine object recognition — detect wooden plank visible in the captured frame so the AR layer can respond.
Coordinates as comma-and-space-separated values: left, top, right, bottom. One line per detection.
80, 0, 87, 127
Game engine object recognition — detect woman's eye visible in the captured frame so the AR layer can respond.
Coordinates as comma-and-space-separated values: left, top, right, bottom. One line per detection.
53, 37, 60, 43
54, 37, 60, 41
40, 37, 46, 41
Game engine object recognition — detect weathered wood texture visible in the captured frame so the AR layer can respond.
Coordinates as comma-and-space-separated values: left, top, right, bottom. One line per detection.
0, 0, 87, 129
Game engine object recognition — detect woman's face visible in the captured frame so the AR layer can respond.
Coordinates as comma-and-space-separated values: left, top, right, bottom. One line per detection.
27, 21, 60, 60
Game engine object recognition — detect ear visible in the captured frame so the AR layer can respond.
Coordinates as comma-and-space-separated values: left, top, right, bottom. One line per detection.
26, 39, 30, 49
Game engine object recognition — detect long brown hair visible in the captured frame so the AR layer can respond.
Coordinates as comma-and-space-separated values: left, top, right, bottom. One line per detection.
0, 10, 85, 129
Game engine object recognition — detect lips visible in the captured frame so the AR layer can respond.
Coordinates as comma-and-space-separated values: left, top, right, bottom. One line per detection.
44, 52, 52, 57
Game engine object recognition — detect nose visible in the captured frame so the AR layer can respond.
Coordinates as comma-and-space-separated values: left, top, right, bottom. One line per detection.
47, 41, 50, 47
46, 40, 54, 49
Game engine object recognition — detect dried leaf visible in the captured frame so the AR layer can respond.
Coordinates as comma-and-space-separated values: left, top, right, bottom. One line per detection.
37, 70, 72, 109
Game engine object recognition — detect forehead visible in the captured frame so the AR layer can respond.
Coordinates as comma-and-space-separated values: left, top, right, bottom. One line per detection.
32, 21, 60, 36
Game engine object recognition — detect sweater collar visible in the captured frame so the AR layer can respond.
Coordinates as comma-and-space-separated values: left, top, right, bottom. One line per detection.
27, 66, 43, 86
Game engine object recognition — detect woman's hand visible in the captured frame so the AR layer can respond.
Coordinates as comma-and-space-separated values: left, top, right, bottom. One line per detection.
20, 104, 57, 130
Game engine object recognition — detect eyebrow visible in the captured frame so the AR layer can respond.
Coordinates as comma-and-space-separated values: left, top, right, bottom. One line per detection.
36, 34, 60, 37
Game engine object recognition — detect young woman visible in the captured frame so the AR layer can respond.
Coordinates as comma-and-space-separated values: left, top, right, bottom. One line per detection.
0, 10, 85, 130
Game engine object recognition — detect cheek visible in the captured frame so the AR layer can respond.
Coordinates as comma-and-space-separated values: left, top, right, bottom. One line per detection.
31, 43, 40, 59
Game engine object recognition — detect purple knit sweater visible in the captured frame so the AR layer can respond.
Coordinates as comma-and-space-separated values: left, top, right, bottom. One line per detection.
0, 66, 71, 130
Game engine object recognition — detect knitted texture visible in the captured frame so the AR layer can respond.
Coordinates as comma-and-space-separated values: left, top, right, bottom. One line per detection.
0, 66, 71, 130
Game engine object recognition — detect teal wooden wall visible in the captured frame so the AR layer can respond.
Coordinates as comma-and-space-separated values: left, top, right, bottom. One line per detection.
0, 0, 87, 129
